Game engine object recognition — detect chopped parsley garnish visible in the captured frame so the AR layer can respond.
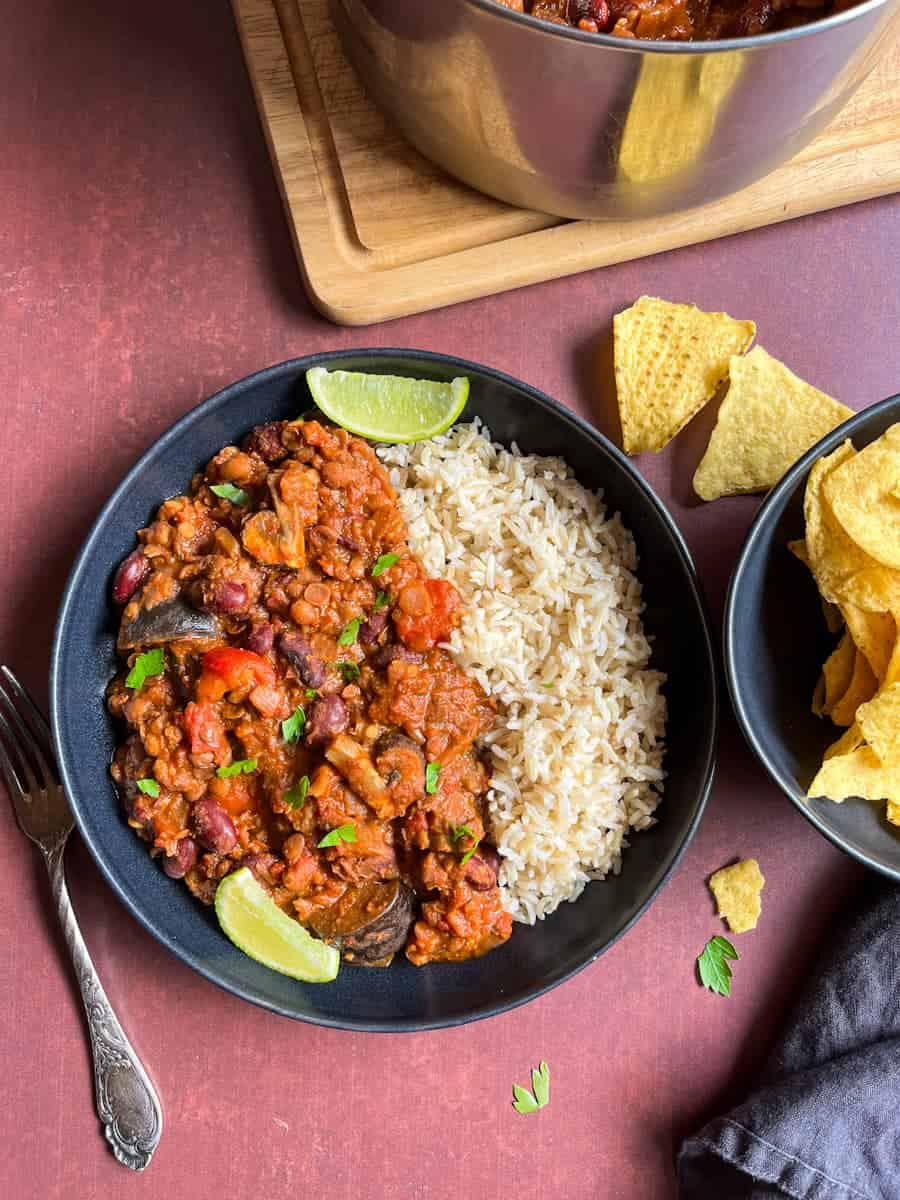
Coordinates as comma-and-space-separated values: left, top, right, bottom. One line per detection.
284, 776, 310, 810
371, 553, 399, 578
540, 682, 553, 690
338, 617, 362, 646
216, 758, 257, 778
136, 778, 160, 798
305, 688, 318, 700
697, 936, 739, 997
373, 591, 390, 612
460, 838, 480, 866
336, 660, 361, 683
450, 823, 474, 844
317, 823, 357, 848
281, 705, 307, 743
512, 1062, 550, 1115
210, 483, 250, 506
425, 762, 441, 795
125, 648, 165, 690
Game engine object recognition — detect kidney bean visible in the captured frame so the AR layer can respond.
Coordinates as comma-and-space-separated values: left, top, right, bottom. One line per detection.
371, 644, 423, 671
278, 632, 326, 688
192, 798, 238, 854
112, 549, 149, 605
243, 620, 274, 656
478, 844, 501, 875
305, 694, 349, 747
207, 581, 248, 614
592, 0, 610, 27
162, 837, 198, 879
242, 421, 289, 463
358, 609, 389, 645
465, 846, 500, 892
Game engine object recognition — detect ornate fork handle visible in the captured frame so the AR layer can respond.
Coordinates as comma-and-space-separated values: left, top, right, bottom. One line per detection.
46, 841, 163, 1171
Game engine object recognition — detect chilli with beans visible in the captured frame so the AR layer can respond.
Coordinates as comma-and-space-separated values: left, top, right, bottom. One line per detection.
496, 0, 858, 40
108, 418, 512, 967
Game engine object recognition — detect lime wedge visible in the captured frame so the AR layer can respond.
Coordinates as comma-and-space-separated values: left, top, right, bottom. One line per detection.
306, 367, 469, 443
215, 868, 339, 983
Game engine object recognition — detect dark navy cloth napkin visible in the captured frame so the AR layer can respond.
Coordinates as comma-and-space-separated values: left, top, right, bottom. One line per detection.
678, 880, 900, 1200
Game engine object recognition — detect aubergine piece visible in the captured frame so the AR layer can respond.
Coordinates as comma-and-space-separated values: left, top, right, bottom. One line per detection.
118, 597, 220, 650
306, 880, 414, 966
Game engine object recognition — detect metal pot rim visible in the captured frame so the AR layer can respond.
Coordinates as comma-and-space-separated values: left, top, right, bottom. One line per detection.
465, 0, 896, 53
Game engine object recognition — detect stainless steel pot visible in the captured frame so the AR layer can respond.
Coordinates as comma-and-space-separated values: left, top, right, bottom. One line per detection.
333, 0, 900, 219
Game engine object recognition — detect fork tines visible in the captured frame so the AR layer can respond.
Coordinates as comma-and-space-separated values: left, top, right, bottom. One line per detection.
0, 666, 58, 797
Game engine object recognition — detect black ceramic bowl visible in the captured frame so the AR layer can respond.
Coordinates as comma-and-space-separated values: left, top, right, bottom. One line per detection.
51, 351, 717, 1030
725, 395, 900, 881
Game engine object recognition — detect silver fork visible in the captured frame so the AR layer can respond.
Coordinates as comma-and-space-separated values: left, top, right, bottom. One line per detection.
0, 666, 162, 1171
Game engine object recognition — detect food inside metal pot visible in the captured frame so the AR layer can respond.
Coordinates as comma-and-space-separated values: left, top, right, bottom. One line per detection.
494, 0, 859, 40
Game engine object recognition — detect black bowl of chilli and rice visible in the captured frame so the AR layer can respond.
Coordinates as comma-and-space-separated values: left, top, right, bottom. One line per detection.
51, 350, 718, 1030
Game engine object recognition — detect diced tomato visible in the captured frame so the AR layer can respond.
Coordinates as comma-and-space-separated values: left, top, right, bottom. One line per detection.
183, 701, 230, 765
209, 775, 258, 817
393, 579, 461, 652
196, 647, 276, 702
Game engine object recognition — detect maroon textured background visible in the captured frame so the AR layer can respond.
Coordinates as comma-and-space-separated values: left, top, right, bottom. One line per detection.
2, 2, 900, 1198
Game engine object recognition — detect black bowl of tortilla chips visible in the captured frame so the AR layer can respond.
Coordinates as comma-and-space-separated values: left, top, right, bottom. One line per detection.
725, 394, 900, 880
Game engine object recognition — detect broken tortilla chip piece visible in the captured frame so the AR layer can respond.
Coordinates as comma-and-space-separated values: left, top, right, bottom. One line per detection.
708, 859, 764, 934
788, 539, 809, 567
823, 723, 864, 761
828, 648, 878, 727
613, 296, 755, 455
819, 632, 856, 716
888, 800, 900, 826
822, 599, 843, 634
824, 424, 900, 570
854, 682, 900, 767
808, 745, 900, 806
693, 347, 852, 501
840, 605, 896, 684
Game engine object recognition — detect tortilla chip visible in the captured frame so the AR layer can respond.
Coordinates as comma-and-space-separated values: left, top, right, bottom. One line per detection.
808, 745, 900, 804
885, 629, 900, 688
820, 632, 856, 715
708, 859, 764, 934
788, 538, 809, 567
803, 445, 900, 616
813, 679, 827, 718
822, 599, 843, 634
841, 604, 896, 683
887, 800, 900, 826
854, 682, 900, 766
823, 723, 864, 760
613, 296, 755, 455
828, 648, 878, 727
824, 424, 900, 570
693, 347, 852, 500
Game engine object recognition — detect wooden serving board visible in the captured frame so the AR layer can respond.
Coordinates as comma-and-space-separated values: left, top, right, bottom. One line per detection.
233, 0, 900, 325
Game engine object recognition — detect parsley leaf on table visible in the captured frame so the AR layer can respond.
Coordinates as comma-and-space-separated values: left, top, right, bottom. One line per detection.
697, 935, 739, 996
512, 1061, 550, 1114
